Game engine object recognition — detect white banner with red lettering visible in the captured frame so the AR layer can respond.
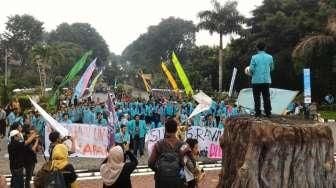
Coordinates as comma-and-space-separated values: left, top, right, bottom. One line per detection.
145, 126, 223, 159
45, 123, 109, 158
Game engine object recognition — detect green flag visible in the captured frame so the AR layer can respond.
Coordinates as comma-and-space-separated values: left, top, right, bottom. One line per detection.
49, 51, 92, 106
171, 52, 194, 96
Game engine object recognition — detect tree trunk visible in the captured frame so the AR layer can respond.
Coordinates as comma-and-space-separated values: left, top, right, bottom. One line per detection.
36, 59, 44, 96
218, 117, 336, 188
219, 33, 223, 92
41, 64, 47, 96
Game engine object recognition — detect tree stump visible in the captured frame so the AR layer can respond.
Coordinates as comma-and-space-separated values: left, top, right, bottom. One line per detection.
218, 116, 336, 188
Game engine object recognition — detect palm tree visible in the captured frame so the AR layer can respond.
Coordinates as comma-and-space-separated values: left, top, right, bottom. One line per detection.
292, 2, 336, 99
31, 43, 64, 96
197, 0, 245, 92
292, 14, 336, 58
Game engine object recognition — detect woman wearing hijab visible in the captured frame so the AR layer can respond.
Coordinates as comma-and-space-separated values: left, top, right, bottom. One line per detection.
51, 144, 78, 188
100, 145, 138, 188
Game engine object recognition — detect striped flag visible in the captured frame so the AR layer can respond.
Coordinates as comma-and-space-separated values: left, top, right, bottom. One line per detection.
73, 58, 97, 99
82, 70, 102, 98
105, 93, 118, 149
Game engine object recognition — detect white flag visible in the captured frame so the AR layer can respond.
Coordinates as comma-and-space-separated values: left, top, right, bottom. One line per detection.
188, 91, 213, 119
29, 98, 69, 137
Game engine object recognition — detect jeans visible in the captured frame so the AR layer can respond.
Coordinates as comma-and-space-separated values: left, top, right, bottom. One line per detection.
24, 163, 35, 188
10, 167, 24, 188
252, 83, 272, 116
133, 136, 145, 157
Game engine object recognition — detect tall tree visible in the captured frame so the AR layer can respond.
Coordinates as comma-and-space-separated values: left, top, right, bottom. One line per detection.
47, 23, 109, 66
122, 17, 196, 73
197, 0, 245, 91
292, 0, 336, 99
30, 43, 65, 96
2, 14, 44, 66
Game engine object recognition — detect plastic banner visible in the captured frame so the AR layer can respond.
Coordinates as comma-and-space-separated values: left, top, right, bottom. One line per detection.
44, 123, 109, 158
237, 88, 299, 115
146, 126, 223, 159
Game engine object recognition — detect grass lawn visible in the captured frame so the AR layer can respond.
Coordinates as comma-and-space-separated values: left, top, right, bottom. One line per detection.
319, 111, 336, 120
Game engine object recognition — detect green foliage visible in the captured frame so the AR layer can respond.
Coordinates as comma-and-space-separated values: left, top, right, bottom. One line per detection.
122, 17, 196, 72
319, 110, 336, 120
29, 42, 84, 88
2, 14, 44, 66
197, 0, 245, 91
184, 46, 218, 91
223, 0, 336, 101
319, 104, 336, 111
47, 23, 109, 66
103, 53, 123, 85
197, 0, 245, 36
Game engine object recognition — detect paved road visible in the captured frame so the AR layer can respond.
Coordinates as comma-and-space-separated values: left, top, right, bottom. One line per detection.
78, 170, 220, 188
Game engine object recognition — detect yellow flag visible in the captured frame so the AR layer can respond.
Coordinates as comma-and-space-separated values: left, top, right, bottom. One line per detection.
139, 70, 151, 92
161, 62, 179, 92
171, 52, 193, 95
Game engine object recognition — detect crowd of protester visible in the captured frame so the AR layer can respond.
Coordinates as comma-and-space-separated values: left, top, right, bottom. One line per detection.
2, 92, 333, 187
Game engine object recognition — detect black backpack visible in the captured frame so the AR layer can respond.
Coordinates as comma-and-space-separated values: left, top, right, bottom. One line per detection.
43, 170, 66, 188
156, 140, 185, 186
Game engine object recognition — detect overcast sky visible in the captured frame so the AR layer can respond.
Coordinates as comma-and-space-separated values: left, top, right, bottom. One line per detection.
0, 0, 263, 55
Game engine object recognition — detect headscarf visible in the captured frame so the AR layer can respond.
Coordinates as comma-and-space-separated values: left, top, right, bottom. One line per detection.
51, 144, 69, 170
100, 146, 125, 186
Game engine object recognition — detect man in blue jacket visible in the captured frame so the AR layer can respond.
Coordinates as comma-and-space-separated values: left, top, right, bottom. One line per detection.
249, 42, 274, 117
129, 114, 147, 158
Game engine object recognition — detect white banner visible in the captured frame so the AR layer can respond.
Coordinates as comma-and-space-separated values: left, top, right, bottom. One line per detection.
237, 88, 299, 115
146, 126, 223, 159
45, 123, 109, 158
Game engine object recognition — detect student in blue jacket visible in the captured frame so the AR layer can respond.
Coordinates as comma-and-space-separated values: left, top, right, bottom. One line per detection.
60, 113, 72, 124
218, 118, 225, 129
249, 42, 274, 117
95, 112, 107, 126
128, 115, 148, 158
165, 101, 174, 117
114, 124, 131, 151
150, 121, 163, 129
82, 107, 91, 124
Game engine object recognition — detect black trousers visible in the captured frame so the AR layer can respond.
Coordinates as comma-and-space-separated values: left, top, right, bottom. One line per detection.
133, 136, 144, 157
10, 166, 24, 188
252, 83, 272, 116
24, 163, 35, 188
0, 119, 6, 136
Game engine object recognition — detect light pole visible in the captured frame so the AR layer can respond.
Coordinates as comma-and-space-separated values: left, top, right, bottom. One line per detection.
3, 48, 8, 104
5, 49, 7, 86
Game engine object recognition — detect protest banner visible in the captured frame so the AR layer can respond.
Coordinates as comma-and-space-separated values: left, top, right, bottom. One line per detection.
237, 88, 299, 115
186, 126, 223, 158
45, 123, 109, 158
146, 126, 223, 159
145, 127, 165, 156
